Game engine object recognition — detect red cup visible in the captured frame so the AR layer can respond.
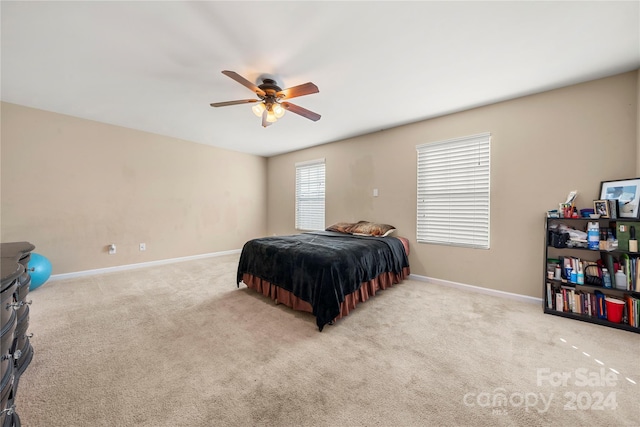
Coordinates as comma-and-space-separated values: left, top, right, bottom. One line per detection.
605, 297, 625, 323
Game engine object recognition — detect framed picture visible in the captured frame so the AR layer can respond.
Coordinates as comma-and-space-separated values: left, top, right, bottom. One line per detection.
594, 200, 610, 218
600, 178, 640, 219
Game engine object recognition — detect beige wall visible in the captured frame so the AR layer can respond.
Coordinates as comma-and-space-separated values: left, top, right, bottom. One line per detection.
267, 71, 639, 298
1, 102, 267, 274
2, 71, 637, 294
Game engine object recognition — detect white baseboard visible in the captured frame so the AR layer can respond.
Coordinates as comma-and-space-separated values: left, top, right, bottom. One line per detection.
49, 249, 242, 281
408, 273, 542, 304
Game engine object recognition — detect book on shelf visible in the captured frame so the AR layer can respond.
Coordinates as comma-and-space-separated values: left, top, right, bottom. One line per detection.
556, 293, 563, 313
549, 286, 609, 320
629, 256, 640, 292
594, 291, 607, 319
625, 295, 639, 328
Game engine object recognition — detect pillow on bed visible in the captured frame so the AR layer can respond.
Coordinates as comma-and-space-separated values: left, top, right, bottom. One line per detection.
325, 222, 357, 234
349, 221, 396, 237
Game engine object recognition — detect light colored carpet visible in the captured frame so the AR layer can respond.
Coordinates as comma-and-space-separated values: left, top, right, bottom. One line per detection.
16, 254, 639, 426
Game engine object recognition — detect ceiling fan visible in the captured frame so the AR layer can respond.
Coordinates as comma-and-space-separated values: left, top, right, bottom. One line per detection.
210, 70, 321, 127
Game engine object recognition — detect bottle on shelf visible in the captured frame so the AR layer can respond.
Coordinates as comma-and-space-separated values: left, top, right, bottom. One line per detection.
630, 225, 638, 252
602, 268, 612, 288
615, 268, 627, 290
588, 221, 599, 250
577, 265, 584, 285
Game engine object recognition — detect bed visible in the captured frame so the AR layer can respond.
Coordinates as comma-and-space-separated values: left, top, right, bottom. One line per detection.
236, 221, 410, 331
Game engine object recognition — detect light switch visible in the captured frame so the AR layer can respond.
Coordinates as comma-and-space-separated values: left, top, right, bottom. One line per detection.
373, 188, 379, 197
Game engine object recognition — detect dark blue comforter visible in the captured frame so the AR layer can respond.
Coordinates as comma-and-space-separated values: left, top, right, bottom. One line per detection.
236, 231, 409, 330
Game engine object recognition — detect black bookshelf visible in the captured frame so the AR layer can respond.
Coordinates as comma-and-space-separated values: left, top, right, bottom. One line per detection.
544, 216, 640, 334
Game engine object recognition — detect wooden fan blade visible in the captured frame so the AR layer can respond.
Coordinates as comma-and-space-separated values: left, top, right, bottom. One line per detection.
222, 70, 266, 97
281, 102, 321, 121
210, 99, 259, 107
276, 82, 319, 99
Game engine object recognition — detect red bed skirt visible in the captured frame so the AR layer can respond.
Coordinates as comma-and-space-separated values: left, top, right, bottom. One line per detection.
241, 266, 410, 323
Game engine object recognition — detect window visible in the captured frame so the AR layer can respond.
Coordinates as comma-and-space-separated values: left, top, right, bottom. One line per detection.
416, 133, 491, 249
295, 158, 325, 231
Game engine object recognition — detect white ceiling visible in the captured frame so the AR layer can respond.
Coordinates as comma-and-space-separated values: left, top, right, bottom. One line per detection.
2, 2, 639, 157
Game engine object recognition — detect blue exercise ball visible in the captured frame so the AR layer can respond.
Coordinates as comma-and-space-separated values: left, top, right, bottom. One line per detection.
28, 253, 52, 291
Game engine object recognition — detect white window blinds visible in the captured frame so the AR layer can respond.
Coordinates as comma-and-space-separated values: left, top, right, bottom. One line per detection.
416, 133, 491, 249
295, 159, 325, 231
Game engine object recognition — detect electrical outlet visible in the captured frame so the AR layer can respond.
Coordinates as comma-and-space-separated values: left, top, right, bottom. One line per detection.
108, 244, 116, 255
139, 243, 146, 251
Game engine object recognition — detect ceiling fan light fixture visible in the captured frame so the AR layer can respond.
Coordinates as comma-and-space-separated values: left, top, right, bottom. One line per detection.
272, 103, 285, 118
252, 102, 266, 117
266, 110, 278, 123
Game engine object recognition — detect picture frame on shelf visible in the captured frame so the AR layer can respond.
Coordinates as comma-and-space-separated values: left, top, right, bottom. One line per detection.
600, 177, 640, 219
594, 199, 610, 218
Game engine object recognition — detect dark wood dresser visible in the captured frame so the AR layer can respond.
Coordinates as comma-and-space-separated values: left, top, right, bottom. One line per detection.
1, 242, 36, 427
